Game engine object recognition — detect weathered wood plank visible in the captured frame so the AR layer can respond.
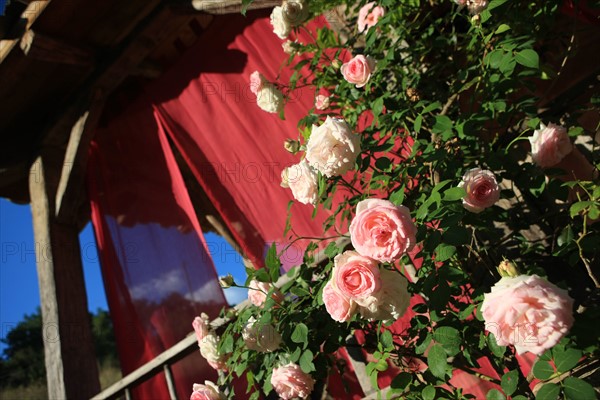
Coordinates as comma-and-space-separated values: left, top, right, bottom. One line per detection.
171, 0, 280, 15
55, 95, 104, 224
20, 29, 94, 66
29, 150, 101, 400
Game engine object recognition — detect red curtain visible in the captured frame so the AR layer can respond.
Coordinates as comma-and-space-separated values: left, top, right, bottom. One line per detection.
148, 11, 333, 269
88, 94, 227, 399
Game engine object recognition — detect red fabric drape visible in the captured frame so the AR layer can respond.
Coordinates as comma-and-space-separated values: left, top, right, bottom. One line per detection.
88, 95, 227, 399
148, 12, 333, 269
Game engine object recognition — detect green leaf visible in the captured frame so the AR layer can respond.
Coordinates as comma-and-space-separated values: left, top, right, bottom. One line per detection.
515, 49, 539, 69
487, 333, 506, 358
389, 188, 405, 206
240, 0, 255, 15
554, 348, 582, 373
373, 97, 384, 117
532, 359, 555, 380
427, 344, 448, 379
324, 242, 339, 258
486, 389, 506, 400
433, 115, 453, 134
220, 335, 234, 354
299, 349, 315, 373
414, 114, 423, 133
291, 323, 309, 346
570, 201, 593, 218
443, 187, 466, 201
381, 330, 394, 351
563, 377, 596, 400
422, 385, 436, 400
433, 326, 460, 349
501, 370, 519, 396
535, 383, 560, 400
495, 24, 510, 34
434, 243, 456, 262
390, 372, 412, 391
265, 243, 281, 282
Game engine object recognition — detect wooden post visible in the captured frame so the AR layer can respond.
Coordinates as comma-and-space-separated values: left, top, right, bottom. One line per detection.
29, 148, 101, 400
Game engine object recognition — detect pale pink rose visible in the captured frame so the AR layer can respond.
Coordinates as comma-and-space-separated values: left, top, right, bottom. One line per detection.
467, 0, 488, 14
192, 313, 210, 343
271, 363, 315, 399
281, 160, 318, 206
190, 381, 225, 400
481, 275, 574, 356
349, 199, 417, 262
242, 316, 282, 352
305, 116, 361, 177
357, 2, 385, 33
322, 280, 356, 322
256, 84, 284, 114
199, 333, 228, 370
248, 279, 284, 307
528, 122, 573, 168
357, 268, 410, 321
314, 94, 330, 110
249, 71, 265, 95
333, 251, 381, 302
458, 168, 500, 213
341, 54, 376, 88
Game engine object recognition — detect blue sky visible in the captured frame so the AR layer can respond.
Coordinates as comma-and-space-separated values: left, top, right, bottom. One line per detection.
0, 198, 246, 353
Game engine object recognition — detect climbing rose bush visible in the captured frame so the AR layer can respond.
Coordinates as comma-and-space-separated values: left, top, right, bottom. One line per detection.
193, 1, 599, 399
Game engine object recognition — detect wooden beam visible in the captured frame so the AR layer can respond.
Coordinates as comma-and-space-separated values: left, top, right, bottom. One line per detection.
29, 149, 101, 400
55, 94, 104, 224
20, 29, 95, 66
170, 0, 280, 15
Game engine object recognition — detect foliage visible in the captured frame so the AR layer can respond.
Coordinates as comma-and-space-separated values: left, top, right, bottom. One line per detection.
0, 308, 119, 389
211, 0, 600, 398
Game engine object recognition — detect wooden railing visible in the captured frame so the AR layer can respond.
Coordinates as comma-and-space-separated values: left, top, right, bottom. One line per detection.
90, 238, 384, 400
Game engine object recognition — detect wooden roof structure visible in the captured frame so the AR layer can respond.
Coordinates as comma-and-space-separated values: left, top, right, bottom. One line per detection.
0, 1, 277, 398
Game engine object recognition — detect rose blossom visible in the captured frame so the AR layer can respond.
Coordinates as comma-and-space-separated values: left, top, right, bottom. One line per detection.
256, 84, 284, 114
333, 251, 381, 304
357, 2, 385, 33
248, 279, 284, 307
282, 0, 308, 27
190, 381, 225, 400
199, 333, 227, 370
467, 0, 488, 14
357, 268, 410, 321
270, 6, 291, 39
458, 168, 500, 213
282, 40, 297, 55
242, 316, 282, 352
281, 160, 318, 206
271, 363, 315, 399
349, 199, 417, 262
481, 274, 574, 356
192, 313, 210, 343
341, 55, 376, 88
305, 116, 361, 177
323, 280, 356, 322
249, 71, 265, 95
314, 94, 330, 110
528, 122, 573, 168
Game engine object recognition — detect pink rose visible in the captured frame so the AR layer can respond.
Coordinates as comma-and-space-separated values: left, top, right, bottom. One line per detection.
458, 168, 500, 213
349, 199, 417, 262
314, 94, 330, 110
190, 381, 225, 400
341, 55, 376, 88
481, 274, 574, 356
357, 2, 385, 33
467, 0, 488, 14
249, 71, 265, 95
192, 313, 210, 343
333, 251, 381, 302
248, 279, 284, 307
528, 122, 573, 168
271, 363, 315, 399
323, 280, 356, 322
281, 160, 318, 206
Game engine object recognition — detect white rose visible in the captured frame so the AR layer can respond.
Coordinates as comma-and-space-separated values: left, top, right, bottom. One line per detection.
281, 160, 318, 206
305, 116, 361, 177
358, 269, 410, 321
199, 333, 222, 364
242, 317, 282, 353
270, 6, 291, 39
282, 0, 308, 27
256, 84, 284, 114
528, 122, 573, 168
